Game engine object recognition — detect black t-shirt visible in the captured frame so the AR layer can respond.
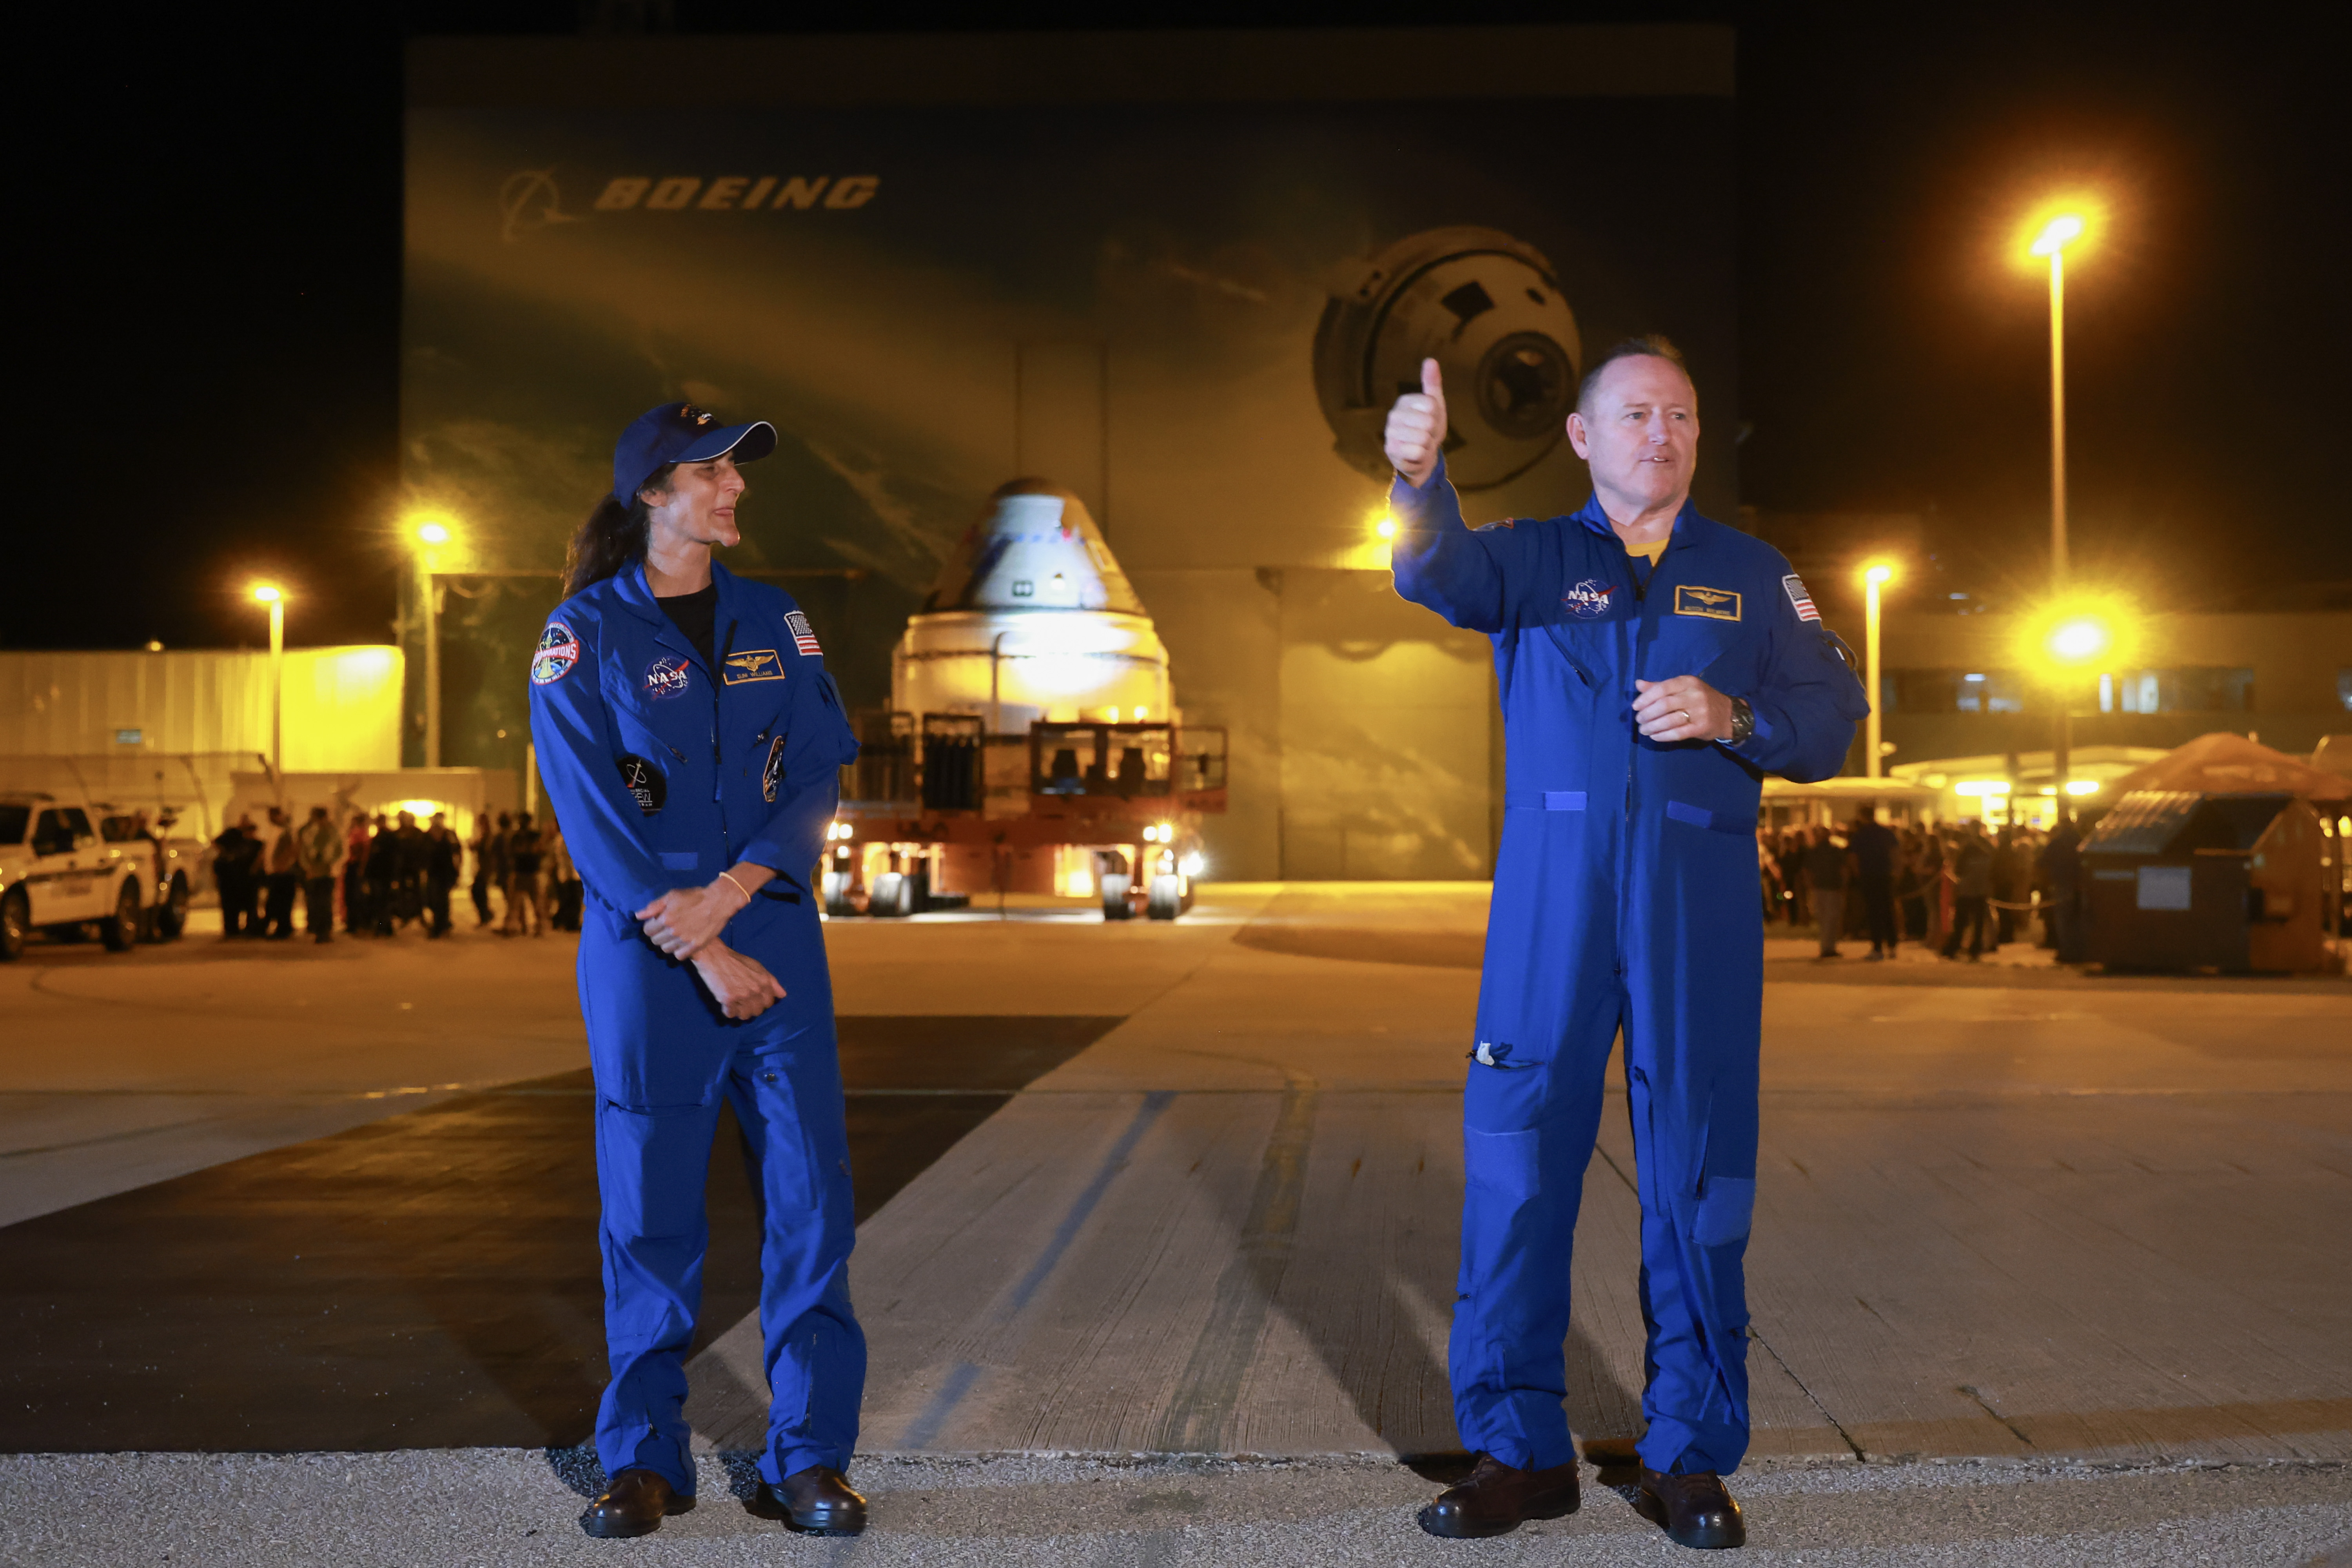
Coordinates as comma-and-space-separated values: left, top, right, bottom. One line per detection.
657, 582, 719, 674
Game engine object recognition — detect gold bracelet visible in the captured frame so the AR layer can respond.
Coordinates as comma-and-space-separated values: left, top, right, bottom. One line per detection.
718, 870, 753, 906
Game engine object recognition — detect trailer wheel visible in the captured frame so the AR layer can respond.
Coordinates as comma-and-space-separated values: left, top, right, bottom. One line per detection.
101, 880, 141, 951
870, 871, 912, 918
1100, 872, 1134, 921
0, 891, 25, 961
1146, 874, 1183, 922
822, 871, 858, 918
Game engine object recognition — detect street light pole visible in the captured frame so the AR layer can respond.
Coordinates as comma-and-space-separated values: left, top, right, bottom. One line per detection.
268, 594, 284, 778
2031, 213, 2086, 818
251, 584, 286, 781
412, 520, 453, 769
1863, 563, 1893, 779
421, 555, 441, 769
2046, 245, 2069, 590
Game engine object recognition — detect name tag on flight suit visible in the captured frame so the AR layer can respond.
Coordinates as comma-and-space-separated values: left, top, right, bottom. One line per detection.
1673, 584, 1742, 621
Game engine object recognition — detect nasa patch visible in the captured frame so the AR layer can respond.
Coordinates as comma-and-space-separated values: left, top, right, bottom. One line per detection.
617, 753, 666, 813
643, 653, 693, 700
1562, 579, 1616, 619
530, 621, 579, 686
762, 735, 787, 802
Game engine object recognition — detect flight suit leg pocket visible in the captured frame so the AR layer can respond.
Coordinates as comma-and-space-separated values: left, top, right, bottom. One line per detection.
1690, 1176, 1755, 1249
1463, 1053, 1548, 1204
1465, 1127, 1542, 1203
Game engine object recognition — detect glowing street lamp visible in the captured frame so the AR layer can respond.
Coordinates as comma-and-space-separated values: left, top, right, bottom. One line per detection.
2047, 615, 2110, 663
1861, 562, 1896, 779
408, 517, 456, 767
2023, 201, 2094, 811
250, 583, 287, 778
2036, 602, 2124, 820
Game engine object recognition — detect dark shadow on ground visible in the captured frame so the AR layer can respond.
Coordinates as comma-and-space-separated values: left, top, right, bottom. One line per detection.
0, 1015, 1121, 1454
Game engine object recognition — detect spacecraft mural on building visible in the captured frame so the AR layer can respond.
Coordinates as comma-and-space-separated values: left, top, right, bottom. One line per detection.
1314, 228, 1583, 492
401, 34, 1737, 878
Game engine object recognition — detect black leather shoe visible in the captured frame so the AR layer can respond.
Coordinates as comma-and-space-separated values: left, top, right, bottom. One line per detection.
578, 1468, 695, 1539
748, 1466, 867, 1535
1636, 1466, 1746, 1550
1416, 1453, 1581, 1539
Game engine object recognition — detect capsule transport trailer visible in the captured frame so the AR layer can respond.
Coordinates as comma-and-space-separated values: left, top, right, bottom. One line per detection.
824, 479, 1227, 922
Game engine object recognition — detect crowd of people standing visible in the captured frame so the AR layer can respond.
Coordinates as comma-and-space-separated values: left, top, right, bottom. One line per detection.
207, 807, 582, 943
1761, 811, 2083, 963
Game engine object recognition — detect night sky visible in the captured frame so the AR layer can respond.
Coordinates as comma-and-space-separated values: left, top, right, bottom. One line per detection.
17, 4, 2344, 653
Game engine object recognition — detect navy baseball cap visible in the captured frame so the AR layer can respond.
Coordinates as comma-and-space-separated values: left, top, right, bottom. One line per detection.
612, 402, 777, 504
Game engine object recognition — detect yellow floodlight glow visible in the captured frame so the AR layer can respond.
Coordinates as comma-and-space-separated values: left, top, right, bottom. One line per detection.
250, 583, 283, 604
1954, 779, 2012, 797
1862, 561, 1895, 587
415, 520, 452, 546
2065, 779, 2101, 797
2015, 196, 2105, 270
1374, 512, 1397, 541
2019, 592, 2137, 675
2047, 616, 2110, 662
2029, 214, 2086, 257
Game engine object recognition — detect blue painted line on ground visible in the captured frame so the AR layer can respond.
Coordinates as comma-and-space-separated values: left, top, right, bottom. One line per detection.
897, 1359, 983, 1450
897, 1089, 1176, 1448
1002, 1089, 1176, 1316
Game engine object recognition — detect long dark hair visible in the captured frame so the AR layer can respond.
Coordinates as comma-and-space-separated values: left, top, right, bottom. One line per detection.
562, 464, 674, 596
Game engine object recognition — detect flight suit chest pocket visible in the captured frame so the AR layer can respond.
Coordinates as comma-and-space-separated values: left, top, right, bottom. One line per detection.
1648, 612, 1746, 685
611, 695, 688, 766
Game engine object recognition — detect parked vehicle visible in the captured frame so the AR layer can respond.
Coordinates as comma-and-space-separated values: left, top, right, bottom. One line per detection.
0, 791, 178, 960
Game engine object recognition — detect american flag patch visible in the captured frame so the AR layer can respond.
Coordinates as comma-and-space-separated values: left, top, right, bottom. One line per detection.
785, 610, 822, 658
1783, 573, 1820, 623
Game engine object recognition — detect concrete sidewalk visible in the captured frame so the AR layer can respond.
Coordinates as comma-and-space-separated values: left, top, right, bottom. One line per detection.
5, 1448, 2346, 1566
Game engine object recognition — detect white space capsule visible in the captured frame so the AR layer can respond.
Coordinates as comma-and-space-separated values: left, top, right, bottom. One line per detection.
891, 479, 1171, 734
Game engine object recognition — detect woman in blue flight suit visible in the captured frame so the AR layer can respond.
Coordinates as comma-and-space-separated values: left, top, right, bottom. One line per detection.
528, 402, 866, 1540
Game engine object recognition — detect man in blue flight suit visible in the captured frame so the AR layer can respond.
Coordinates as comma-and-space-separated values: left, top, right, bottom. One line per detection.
1385, 339, 1866, 1550
529, 402, 867, 1540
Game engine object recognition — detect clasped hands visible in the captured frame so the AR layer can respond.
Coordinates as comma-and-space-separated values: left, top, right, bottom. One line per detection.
637, 867, 785, 1021
1633, 676, 1735, 744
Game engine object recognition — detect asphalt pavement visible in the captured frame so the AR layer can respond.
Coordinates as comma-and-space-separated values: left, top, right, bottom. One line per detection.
2, 884, 2345, 1564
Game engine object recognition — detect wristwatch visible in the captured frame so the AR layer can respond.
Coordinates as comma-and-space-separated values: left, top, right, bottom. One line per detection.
1726, 697, 1755, 747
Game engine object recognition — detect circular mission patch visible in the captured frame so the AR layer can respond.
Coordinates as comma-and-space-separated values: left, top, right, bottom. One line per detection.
531, 621, 580, 685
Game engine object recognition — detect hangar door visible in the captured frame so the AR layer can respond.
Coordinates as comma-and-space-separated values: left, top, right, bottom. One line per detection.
1277, 568, 1497, 880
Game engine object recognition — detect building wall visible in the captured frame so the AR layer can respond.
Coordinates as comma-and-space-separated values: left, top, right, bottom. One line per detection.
1869, 610, 2351, 772
402, 27, 1735, 882
0, 648, 404, 771
1138, 566, 1496, 880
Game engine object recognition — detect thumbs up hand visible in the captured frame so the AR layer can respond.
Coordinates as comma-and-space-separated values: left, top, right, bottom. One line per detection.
1383, 358, 1448, 490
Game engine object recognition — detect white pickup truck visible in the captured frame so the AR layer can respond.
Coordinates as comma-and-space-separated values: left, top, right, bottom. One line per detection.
0, 791, 186, 960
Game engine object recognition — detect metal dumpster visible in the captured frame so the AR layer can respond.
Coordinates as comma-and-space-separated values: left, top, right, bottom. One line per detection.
2081, 790, 2328, 973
